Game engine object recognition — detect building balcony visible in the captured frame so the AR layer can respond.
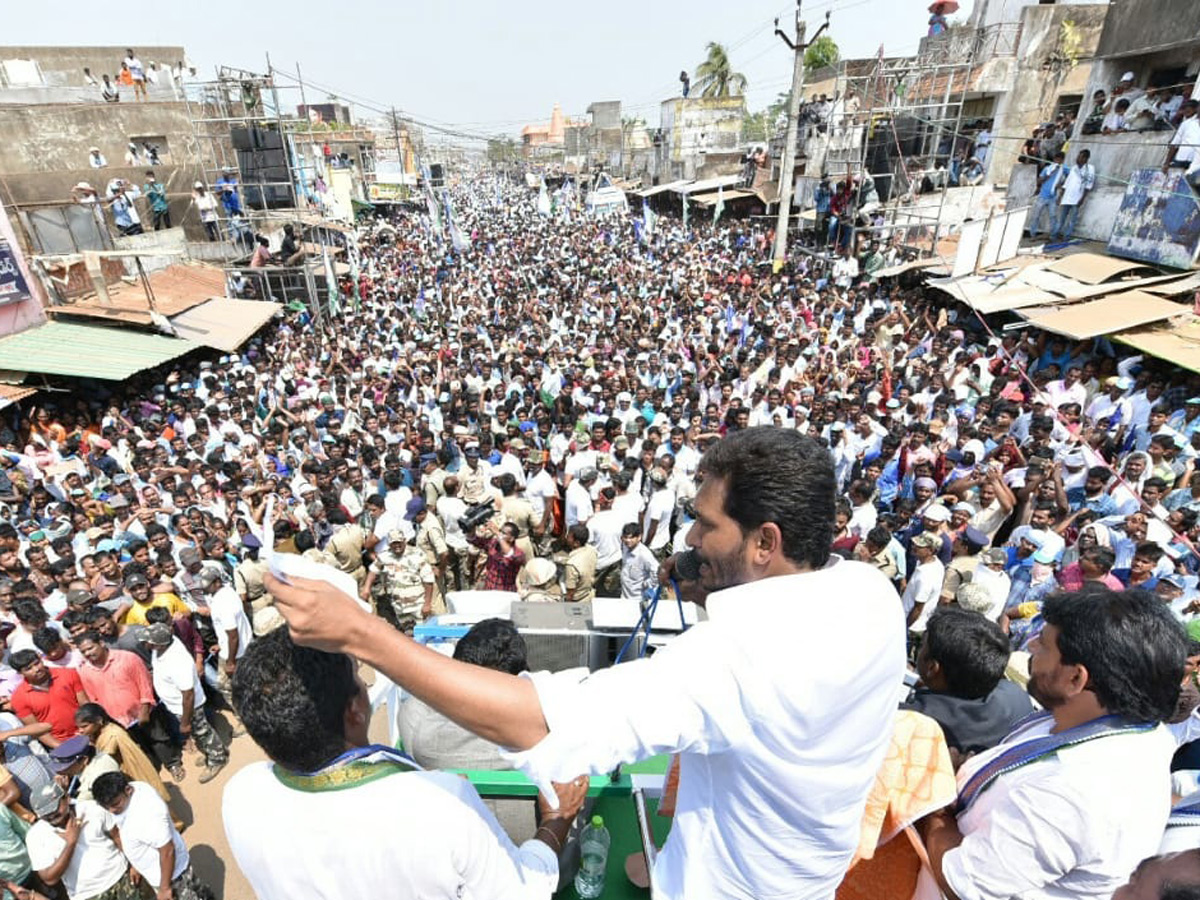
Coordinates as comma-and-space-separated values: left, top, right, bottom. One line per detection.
918, 22, 1022, 65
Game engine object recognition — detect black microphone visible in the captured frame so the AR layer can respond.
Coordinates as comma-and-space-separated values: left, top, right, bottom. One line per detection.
674, 549, 702, 582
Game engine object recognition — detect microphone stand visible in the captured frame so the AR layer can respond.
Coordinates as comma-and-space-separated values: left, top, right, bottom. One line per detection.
615, 576, 691, 665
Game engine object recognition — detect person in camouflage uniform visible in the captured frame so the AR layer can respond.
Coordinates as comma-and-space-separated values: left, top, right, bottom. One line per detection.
407, 497, 448, 615
359, 526, 434, 634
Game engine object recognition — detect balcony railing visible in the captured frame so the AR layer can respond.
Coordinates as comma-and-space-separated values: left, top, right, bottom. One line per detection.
918, 22, 1022, 63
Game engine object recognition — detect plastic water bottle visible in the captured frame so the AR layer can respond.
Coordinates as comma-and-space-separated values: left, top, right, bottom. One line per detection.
574, 814, 610, 898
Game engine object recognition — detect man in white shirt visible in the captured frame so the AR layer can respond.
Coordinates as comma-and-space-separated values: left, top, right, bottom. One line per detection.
619, 523, 660, 602
143, 623, 228, 783
832, 247, 859, 289
1164, 99, 1200, 174
905, 532, 946, 634
522, 454, 557, 538
1051, 149, 1096, 242
26, 781, 135, 900
224, 627, 586, 900
641, 469, 674, 556
919, 589, 1186, 900
94, 773, 212, 900
199, 568, 251, 705
563, 467, 596, 529
267, 427, 907, 900
587, 489, 626, 596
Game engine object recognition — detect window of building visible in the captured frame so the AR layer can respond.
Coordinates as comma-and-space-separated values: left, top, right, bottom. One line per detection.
0, 59, 44, 87
1055, 94, 1083, 119
1149, 66, 1190, 92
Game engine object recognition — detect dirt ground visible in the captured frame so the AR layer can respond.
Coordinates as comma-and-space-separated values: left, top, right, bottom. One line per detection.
177, 676, 393, 900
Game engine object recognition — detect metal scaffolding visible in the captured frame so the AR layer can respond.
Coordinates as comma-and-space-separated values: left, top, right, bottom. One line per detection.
182, 61, 375, 331
788, 24, 1011, 257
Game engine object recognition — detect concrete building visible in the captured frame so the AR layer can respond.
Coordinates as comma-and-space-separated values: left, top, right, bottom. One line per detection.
1051, 0, 1200, 244
657, 95, 745, 182
0, 45, 208, 250
984, 3, 1108, 186
563, 101, 625, 175
521, 104, 566, 157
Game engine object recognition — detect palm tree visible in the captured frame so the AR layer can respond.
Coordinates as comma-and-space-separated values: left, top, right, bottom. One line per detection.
693, 42, 748, 99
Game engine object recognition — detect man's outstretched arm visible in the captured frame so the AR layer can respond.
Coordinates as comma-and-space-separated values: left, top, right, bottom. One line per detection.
265, 572, 550, 750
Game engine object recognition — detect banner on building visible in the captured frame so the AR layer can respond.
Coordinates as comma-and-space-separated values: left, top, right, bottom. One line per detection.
0, 240, 31, 305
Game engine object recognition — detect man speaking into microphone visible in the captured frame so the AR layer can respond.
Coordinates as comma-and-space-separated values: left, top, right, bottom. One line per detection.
267, 427, 906, 900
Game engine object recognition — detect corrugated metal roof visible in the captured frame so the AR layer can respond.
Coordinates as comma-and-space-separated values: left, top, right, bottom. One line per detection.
169, 298, 280, 352
0, 322, 197, 381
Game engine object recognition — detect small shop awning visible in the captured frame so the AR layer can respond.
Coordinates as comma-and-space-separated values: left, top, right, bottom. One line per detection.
689, 188, 757, 206
1044, 253, 1161, 284
1145, 272, 1200, 297
168, 298, 281, 353
875, 258, 951, 278
634, 180, 690, 198
673, 175, 743, 195
1017, 291, 1190, 340
0, 385, 37, 410
0, 322, 197, 381
1115, 315, 1200, 374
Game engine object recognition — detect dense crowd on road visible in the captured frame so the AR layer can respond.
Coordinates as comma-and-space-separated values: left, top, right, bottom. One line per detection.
0, 175, 1199, 898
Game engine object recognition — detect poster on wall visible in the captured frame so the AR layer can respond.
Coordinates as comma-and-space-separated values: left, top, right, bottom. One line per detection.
1107, 168, 1200, 270
0, 239, 31, 305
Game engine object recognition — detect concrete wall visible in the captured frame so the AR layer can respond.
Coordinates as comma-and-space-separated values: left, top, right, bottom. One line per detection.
1093, 0, 1200, 59
973, 0, 1105, 30
659, 96, 744, 181
0, 46, 186, 88
988, 4, 1108, 186
0, 101, 207, 242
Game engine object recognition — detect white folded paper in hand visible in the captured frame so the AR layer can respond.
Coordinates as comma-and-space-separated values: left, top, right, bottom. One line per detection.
262, 497, 372, 612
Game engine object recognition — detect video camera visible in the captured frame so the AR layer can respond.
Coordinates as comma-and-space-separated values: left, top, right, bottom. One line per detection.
459, 497, 497, 532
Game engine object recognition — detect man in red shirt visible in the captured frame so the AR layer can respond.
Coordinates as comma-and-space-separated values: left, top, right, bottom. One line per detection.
74, 631, 156, 729
9, 649, 87, 748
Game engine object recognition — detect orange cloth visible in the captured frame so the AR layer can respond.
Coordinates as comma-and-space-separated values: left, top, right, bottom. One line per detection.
836, 710, 957, 900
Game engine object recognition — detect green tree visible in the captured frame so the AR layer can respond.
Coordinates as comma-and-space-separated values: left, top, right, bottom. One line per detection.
693, 42, 748, 98
487, 136, 518, 164
804, 35, 840, 72
742, 110, 771, 142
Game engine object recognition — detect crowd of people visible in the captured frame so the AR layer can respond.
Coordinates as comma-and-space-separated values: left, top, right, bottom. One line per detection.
0, 173, 1199, 898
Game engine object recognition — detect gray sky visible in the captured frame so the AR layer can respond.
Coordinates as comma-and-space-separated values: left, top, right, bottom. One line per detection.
10, 0, 947, 139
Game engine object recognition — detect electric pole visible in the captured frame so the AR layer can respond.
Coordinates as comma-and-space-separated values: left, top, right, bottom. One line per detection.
773, 4, 829, 265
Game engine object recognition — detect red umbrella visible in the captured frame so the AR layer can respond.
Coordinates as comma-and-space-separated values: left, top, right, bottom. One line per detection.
929, 0, 959, 13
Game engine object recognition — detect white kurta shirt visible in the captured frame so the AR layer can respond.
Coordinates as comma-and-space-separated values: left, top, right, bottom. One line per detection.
916, 718, 1174, 900
224, 765, 557, 900
507, 558, 907, 899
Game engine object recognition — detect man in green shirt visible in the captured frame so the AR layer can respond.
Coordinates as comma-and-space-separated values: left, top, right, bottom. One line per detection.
143, 171, 170, 231
0, 803, 33, 896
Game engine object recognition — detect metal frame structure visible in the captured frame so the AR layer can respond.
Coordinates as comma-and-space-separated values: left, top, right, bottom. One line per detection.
183, 62, 375, 333
788, 19, 1028, 258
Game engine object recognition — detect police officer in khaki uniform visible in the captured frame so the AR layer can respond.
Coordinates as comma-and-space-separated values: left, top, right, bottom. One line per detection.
326, 509, 369, 586
562, 523, 598, 603
517, 556, 562, 603
459, 443, 490, 505
359, 524, 434, 634
494, 473, 537, 562
233, 535, 276, 636
406, 496, 448, 615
